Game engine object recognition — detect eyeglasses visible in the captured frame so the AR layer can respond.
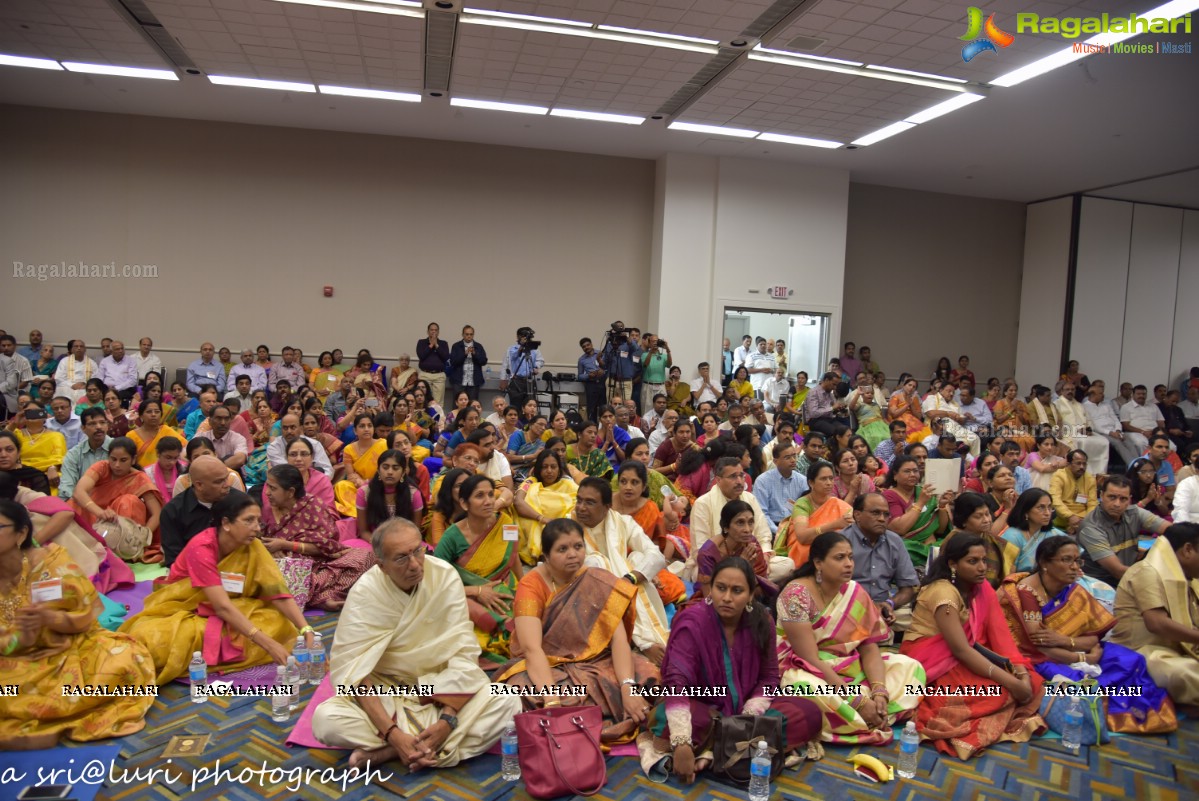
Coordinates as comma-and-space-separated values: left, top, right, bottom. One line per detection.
392, 546, 427, 566
1053, 556, 1084, 567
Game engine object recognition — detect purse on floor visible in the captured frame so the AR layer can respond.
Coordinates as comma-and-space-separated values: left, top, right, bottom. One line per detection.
710, 713, 784, 788
1040, 677, 1110, 746
514, 704, 606, 799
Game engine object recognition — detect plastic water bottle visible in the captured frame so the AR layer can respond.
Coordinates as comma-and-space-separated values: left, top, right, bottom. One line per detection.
897, 721, 920, 778
189, 651, 207, 704
501, 723, 520, 781
748, 740, 771, 801
286, 656, 301, 711
1062, 697, 1084, 754
271, 665, 290, 722
293, 636, 311, 685
308, 633, 325, 685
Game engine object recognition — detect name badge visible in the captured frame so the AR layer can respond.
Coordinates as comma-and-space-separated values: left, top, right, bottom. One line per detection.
620, 352, 629, 359
220, 572, 246, 594
1075, 494, 1088, 504
502, 525, 520, 542
31, 578, 63, 603
632, 354, 640, 364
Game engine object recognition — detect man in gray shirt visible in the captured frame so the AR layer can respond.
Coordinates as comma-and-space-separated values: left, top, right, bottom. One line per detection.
1079, 474, 1169, 585
846, 492, 919, 637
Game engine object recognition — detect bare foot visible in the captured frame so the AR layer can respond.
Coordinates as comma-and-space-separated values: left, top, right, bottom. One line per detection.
348, 744, 398, 769
324, 600, 345, 611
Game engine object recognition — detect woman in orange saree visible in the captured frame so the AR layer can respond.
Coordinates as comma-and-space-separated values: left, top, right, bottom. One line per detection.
887, 377, 932, 444
610, 461, 687, 607
992, 382, 1036, 454
71, 438, 165, 562
774, 461, 852, 568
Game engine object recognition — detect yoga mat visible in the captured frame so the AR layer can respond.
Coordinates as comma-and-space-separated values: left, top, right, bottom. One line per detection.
0, 743, 120, 801
129, 562, 169, 582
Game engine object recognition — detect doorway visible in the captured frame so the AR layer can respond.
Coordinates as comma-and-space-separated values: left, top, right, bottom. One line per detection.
723, 307, 830, 387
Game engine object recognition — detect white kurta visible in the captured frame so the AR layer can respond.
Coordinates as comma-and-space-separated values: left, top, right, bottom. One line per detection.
685, 487, 794, 584
54, 356, 99, 404
311, 558, 520, 765
1053, 396, 1110, 474
580, 510, 670, 650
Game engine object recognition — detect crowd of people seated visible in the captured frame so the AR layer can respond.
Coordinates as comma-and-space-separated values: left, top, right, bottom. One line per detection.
2, 326, 1198, 787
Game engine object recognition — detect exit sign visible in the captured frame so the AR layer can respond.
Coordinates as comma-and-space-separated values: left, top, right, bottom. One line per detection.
768, 285, 790, 299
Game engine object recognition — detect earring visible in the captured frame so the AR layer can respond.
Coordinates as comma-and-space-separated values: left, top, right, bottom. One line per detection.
950, 566, 957, 582
705, 596, 713, 606
746, 603, 754, 612
815, 568, 823, 585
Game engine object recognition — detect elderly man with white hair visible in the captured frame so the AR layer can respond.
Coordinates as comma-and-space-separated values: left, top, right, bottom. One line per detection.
54, 339, 99, 405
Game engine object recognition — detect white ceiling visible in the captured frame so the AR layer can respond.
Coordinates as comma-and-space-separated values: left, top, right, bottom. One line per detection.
0, 0, 1196, 203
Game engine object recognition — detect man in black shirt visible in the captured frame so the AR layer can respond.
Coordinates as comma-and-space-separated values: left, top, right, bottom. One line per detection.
160, 456, 238, 567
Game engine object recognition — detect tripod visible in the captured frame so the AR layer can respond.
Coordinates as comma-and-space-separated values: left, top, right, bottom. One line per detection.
508, 347, 537, 408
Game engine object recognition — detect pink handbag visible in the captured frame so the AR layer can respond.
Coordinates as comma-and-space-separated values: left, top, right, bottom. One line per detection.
514, 705, 606, 798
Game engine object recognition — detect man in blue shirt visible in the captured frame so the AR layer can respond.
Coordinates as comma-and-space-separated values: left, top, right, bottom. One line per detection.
500, 326, 543, 408
58, 407, 112, 500
577, 337, 605, 422
600, 322, 641, 407
186, 342, 226, 395
752, 439, 809, 533
1000, 441, 1033, 494
18, 329, 42, 363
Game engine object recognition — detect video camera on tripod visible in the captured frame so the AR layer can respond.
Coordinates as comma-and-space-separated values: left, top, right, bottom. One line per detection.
517, 326, 541, 351
603, 321, 628, 347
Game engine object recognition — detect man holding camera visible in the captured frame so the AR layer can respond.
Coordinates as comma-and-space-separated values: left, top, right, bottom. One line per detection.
500, 326, 543, 408
640, 333, 672, 415
599, 321, 640, 407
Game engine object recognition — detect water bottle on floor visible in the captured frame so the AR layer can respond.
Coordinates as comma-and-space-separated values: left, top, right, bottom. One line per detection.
308, 633, 325, 685
747, 740, 771, 801
501, 722, 520, 781
293, 636, 311, 685
286, 656, 301, 711
189, 651, 207, 704
1062, 697, 1084, 754
271, 665, 290, 723
897, 721, 919, 778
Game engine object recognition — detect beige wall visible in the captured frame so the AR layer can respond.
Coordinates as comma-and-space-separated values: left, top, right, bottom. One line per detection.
842, 183, 1026, 386
0, 105, 653, 373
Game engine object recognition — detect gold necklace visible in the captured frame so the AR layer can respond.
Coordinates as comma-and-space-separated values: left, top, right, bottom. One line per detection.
0, 556, 30, 627
547, 568, 576, 594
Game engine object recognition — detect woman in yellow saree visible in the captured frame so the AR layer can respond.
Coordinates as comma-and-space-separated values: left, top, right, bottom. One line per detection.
13, 403, 67, 488
774, 462, 853, 568
119, 493, 313, 683
333, 414, 386, 517
126, 400, 186, 469
310, 351, 341, 403
512, 449, 577, 564
432, 475, 523, 667
0, 501, 156, 749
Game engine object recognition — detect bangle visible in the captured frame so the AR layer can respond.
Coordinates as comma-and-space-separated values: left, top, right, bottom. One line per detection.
1078, 652, 1087, 663
987, 665, 995, 678
543, 698, 562, 708
620, 678, 638, 688
299, 625, 314, 635
1070, 637, 1075, 649
670, 734, 691, 750
380, 723, 399, 743
245, 626, 260, 640
2, 633, 19, 655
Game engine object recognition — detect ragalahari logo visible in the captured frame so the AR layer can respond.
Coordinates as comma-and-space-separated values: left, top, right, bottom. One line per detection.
961, 7, 1015, 62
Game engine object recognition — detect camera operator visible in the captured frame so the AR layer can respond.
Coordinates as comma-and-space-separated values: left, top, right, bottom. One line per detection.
599, 321, 641, 407
640, 333, 672, 414
500, 326, 544, 408
577, 337, 606, 422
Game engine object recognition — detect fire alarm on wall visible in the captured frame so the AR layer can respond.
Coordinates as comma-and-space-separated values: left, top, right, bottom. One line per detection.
323, 286, 334, 297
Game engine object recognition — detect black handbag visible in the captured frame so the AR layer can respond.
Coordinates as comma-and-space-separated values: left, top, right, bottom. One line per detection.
709, 714, 784, 788
973, 643, 1014, 673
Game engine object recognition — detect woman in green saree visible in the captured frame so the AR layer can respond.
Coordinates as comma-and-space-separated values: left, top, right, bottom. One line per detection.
880, 454, 952, 567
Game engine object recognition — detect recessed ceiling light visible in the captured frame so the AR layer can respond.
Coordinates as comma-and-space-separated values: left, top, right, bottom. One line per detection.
319, 85, 421, 102
904, 93, 984, 124
550, 108, 644, 125
450, 97, 548, 114
865, 65, 968, 84
61, 62, 177, 80
668, 121, 759, 138
756, 132, 842, 149
850, 121, 916, 146
208, 75, 316, 92
272, 0, 425, 18
0, 53, 63, 70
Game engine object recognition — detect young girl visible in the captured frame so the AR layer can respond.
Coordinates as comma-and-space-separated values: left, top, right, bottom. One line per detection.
144, 435, 183, 502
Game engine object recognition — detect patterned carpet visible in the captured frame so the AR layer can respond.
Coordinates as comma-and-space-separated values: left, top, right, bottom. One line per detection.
37, 609, 1199, 801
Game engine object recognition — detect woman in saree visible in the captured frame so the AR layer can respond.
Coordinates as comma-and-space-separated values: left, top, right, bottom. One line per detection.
566, 419, 613, 480
982, 464, 1018, 536
262, 437, 335, 527
74, 378, 107, 416
651, 557, 824, 783
347, 350, 387, 403
1000, 489, 1067, 573
127, 400, 185, 469
993, 381, 1036, 454
541, 408, 577, 445
781, 370, 810, 418
881, 454, 952, 567
513, 449, 577, 565
692, 500, 776, 607
355, 449, 423, 539
506, 414, 547, 483
998, 536, 1176, 734
243, 398, 275, 487
852, 384, 889, 452
776, 531, 924, 744
103, 389, 134, 438
776, 461, 853, 568
941, 492, 1017, 589
10, 404, 67, 489
0, 500, 155, 750
729, 366, 754, 401
611, 461, 687, 607
71, 438, 164, 551
310, 351, 341, 402
300, 411, 343, 474
428, 467, 471, 546
34, 343, 58, 377
498, 518, 659, 743
899, 534, 1045, 760
962, 452, 999, 494
618, 438, 689, 551
495, 406, 522, 453
888, 377, 932, 444
262, 465, 373, 611
432, 475, 522, 666
0, 430, 52, 494
119, 493, 313, 683
389, 353, 418, 400
831, 448, 876, 505
664, 366, 695, 417
333, 413, 386, 517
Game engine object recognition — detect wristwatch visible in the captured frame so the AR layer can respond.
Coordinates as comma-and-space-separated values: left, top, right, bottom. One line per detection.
439, 712, 459, 731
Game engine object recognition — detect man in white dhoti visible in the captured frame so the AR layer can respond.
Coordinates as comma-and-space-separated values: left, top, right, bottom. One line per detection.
573, 477, 670, 665
1053, 379, 1110, 474
311, 518, 520, 769
54, 339, 99, 405
921, 382, 980, 458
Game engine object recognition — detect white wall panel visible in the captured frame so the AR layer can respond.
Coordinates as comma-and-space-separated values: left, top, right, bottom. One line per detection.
1120, 205, 1183, 387
1170, 209, 1199, 386
1069, 197, 1132, 384
1015, 198, 1072, 391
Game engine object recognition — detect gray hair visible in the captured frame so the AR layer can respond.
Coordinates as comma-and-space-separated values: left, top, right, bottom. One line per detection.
371, 516, 421, 560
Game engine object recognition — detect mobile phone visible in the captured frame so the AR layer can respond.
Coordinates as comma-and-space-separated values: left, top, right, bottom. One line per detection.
366, 398, 379, 408
18, 786, 73, 800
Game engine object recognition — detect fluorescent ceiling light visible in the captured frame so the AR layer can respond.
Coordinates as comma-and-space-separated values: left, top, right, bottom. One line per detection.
209, 75, 316, 92
464, 8, 591, 27
319, 84, 421, 102
597, 25, 719, 45
752, 45, 862, 67
865, 64, 967, 84
757, 132, 842, 149
904, 93, 984, 124
0, 53, 63, 70
990, 49, 1086, 87
272, 0, 424, 18
61, 62, 177, 80
669, 121, 759, 138
550, 108, 644, 125
450, 97, 548, 114
459, 15, 718, 54
850, 121, 916, 146
749, 52, 967, 92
